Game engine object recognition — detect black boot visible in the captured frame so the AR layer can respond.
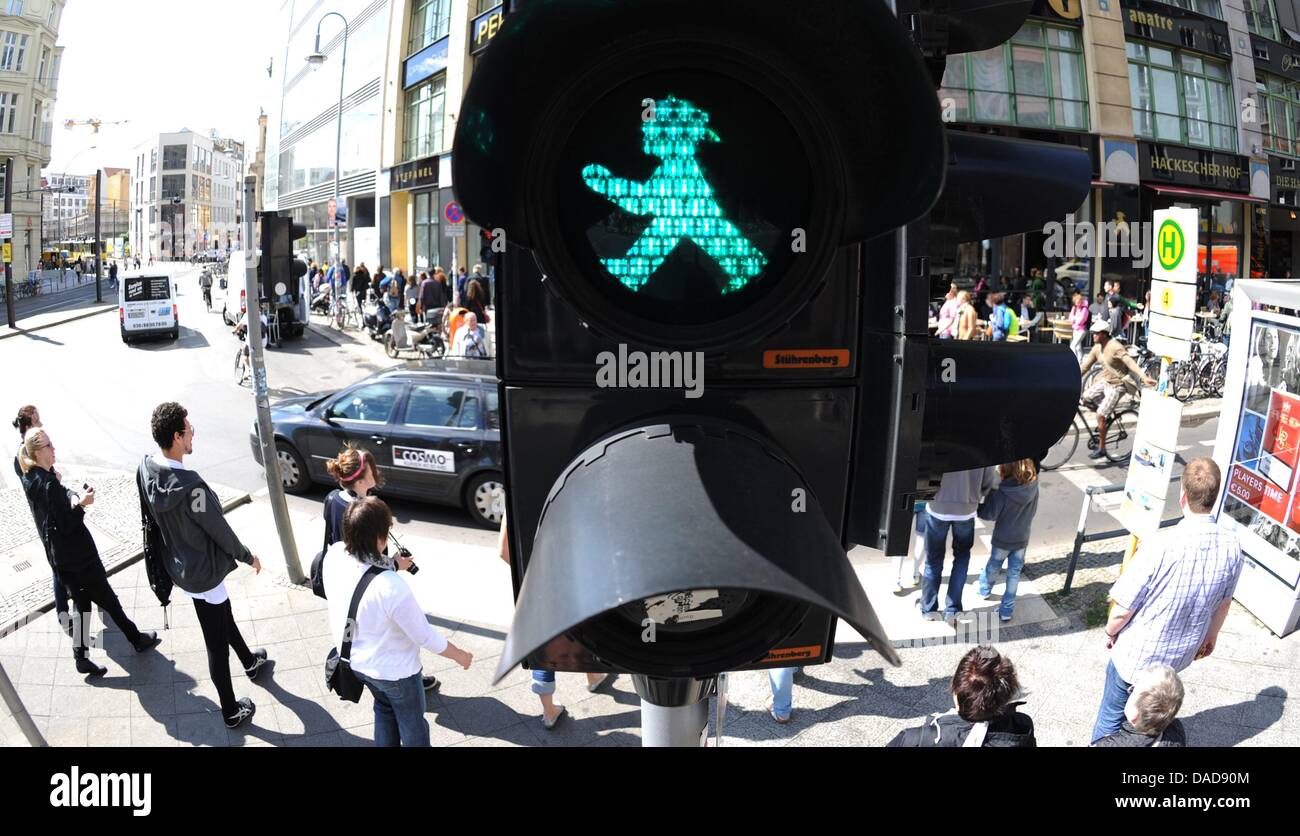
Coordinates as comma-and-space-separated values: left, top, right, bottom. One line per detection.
74, 649, 106, 677
133, 630, 162, 653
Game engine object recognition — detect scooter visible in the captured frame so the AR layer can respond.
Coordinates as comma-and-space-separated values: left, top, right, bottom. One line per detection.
365, 296, 394, 341
385, 309, 445, 359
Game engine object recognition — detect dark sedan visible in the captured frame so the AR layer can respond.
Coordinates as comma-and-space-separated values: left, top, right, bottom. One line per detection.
251, 360, 504, 527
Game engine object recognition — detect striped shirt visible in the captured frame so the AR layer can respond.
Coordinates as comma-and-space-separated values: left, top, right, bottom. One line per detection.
1109, 512, 1242, 683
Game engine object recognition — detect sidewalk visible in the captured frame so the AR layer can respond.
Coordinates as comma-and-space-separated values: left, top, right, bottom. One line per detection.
0, 284, 117, 341
2, 491, 1295, 747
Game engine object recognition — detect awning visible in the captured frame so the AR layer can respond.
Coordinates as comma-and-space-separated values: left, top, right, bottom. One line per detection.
1150, 184, 1266, 204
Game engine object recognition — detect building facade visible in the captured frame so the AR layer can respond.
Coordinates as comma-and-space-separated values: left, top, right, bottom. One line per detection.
936, 0, 1289, 299
42, 171, 86, 248
1, 0, 63, 278
264, 0, 389, 268
379, 0, 502, 280
129, 130, 242, 261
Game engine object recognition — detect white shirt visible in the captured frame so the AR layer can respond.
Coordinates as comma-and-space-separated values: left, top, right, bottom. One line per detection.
154, 453, 229, 605
322, 541, 448, 681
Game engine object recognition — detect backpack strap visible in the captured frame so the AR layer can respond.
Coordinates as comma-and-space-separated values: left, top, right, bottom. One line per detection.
340, 566, 383, 663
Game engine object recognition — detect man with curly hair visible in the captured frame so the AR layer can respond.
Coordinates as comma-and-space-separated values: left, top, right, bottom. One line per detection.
137, 402, 268, 729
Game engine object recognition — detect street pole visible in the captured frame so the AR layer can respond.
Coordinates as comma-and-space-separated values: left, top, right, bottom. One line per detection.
93, 169, 102, 302
4, 157, 13, 328
635, 675, 714, 747
244, 178, 306, 585
0, 660, 45, 746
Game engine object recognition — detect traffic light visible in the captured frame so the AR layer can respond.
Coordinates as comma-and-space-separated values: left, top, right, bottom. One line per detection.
258, 211, 307, 305
846, 1, 1088, 554
455, 0, 948, 701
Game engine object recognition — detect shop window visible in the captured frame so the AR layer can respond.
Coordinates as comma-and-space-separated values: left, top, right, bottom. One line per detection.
1129, 45, 1235, 151
939, 22, 1088, 131
413, 191, 440, 273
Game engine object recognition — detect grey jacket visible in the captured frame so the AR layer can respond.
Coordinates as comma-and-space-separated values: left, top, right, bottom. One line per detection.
137, 456, 252, 594
977, 477, 1040, 551
927, 467, 999, 518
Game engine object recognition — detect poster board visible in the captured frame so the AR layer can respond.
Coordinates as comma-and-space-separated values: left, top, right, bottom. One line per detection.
1116, 393, 1182, 539
1213, 281, 1300, 636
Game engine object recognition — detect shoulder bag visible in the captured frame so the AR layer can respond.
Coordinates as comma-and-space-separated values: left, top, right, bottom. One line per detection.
325, 565, 382, 702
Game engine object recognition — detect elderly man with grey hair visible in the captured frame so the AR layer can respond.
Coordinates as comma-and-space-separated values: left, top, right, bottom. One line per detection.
1092, 666, 1186, 747
452, 312, 489, 358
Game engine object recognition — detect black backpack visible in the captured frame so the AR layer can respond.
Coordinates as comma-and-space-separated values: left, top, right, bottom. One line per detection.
136, 459, 174, 610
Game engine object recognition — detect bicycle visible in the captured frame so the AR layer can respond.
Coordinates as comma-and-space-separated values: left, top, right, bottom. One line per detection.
233, 328, 250, 386
1040, 403, 1139, 470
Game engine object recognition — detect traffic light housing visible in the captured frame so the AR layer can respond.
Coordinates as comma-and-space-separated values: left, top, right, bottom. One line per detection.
258, 211, 307, 305
846, 2, 1088, 554
456, 0, 1087, 689
457, 0, 950, 685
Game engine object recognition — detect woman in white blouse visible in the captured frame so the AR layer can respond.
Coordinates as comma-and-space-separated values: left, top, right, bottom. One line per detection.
323, 496, 472, 746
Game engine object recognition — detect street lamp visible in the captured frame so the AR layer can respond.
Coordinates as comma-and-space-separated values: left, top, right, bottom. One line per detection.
307, 11, 348, 292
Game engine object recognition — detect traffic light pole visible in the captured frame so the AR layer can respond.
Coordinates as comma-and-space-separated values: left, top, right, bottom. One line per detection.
244, 179, 306, 585
634, 675, 714, 747
93, 169, 102, 303
4, 157, 13, 329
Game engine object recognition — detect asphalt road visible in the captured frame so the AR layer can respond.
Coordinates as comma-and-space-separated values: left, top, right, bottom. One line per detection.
1, 263, 498, 547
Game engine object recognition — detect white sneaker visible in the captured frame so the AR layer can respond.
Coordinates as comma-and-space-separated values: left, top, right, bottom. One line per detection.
922, 611, 944, 622
894, 580, 907, 594
981, 590, 998, 601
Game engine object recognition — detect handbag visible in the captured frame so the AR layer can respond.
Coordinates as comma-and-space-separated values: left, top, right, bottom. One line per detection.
325, 565, 382, 703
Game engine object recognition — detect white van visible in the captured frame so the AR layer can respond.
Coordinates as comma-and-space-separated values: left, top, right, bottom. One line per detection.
120, 273, 178, 343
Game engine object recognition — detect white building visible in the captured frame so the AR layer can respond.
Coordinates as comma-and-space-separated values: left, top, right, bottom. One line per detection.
1, 0, 64, 276
41, 171, 86, 239
129, 129, 244, 261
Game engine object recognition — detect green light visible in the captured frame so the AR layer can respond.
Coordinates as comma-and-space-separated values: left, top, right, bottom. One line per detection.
582, 95, 768, 294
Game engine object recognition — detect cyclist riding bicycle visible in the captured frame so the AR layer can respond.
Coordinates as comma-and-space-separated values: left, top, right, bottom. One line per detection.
199, 269, 213, 309
1079, 319, 1156, 460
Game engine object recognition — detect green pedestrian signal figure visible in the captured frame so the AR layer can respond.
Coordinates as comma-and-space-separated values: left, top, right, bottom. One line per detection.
582, 95, 769, 294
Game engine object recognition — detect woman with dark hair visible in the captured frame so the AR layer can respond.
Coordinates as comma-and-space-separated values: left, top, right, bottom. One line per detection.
19, 430, 160, 675
14, 406, 73, 632
321, 443, 441, 694
322, 497, 473, 746
464, 278, 490, 325
887, 646, 1035, 747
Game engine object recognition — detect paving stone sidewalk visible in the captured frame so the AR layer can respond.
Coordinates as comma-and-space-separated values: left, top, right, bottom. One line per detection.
2, 533, 1295, 747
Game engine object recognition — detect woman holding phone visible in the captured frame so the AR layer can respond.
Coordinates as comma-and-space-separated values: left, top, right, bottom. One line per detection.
19, 429, 159, 676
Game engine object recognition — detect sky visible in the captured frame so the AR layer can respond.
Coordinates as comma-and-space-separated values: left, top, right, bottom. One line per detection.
46, 0, 280, 175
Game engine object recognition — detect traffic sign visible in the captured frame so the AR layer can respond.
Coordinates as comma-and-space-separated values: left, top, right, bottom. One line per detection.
1, 242, 10, 263
444, 201, 464, 224
1149, 207, 1199, 361
0, 213, 12, 239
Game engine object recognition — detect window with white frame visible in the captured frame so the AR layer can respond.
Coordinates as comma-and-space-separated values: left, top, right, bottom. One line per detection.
5, 1, 23, 16
30, 98, 38, 139
0, 92, 18, 133
47, 2, 58, 29
0, 32, 29, 71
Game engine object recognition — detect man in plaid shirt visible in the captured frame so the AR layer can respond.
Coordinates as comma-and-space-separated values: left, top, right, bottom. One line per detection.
1091, 458, 1243, 743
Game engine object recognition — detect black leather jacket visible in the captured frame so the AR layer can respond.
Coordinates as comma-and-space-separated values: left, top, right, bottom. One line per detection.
20, 466, 99, 573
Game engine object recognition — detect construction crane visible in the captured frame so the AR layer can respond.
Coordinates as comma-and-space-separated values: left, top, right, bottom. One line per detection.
63, 118, 129, 133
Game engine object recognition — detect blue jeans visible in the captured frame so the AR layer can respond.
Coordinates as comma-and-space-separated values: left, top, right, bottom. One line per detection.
531, 669, 556, 695
768, 667, 796, 720
921, 514, 974, 616
355, 670, 429, 747
1091, 660, 1133, 744
978, 546, 1026, 619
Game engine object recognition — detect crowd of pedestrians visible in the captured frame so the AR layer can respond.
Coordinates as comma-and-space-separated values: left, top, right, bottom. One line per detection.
307, 256, 493, 358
